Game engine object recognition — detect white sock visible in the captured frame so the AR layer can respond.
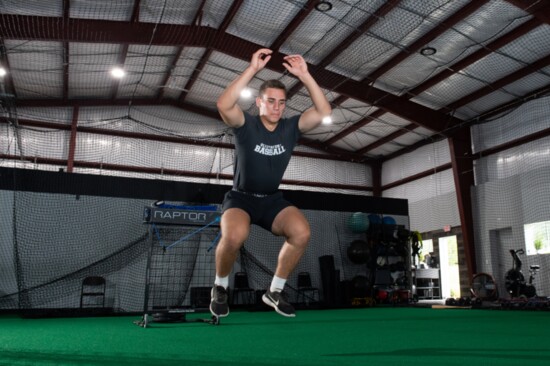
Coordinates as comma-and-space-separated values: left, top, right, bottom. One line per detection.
270, 275, 286, 293
215, 275, 229, 289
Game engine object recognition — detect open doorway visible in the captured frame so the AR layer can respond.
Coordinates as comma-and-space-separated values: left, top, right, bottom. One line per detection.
439, 235, 460, 298
489, 227, 513, 299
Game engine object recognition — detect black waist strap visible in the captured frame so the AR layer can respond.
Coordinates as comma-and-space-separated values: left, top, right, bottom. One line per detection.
232, 189, 270, 198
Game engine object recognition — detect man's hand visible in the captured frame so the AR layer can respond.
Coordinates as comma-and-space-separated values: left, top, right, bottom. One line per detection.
250, 48, 272, 72
282, 55, 308, 78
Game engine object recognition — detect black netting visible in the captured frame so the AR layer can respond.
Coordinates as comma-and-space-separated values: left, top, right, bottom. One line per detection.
1, 170, 410, 314
1, 190, 151, 312
145, 226, 218, 311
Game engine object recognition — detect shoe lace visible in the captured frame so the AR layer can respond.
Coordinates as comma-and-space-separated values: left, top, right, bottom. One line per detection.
274, 290, 289, 303
215, 286, 227, 302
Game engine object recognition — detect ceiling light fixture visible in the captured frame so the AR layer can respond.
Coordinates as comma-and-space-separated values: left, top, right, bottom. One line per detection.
111, 67, 126, 78
0, 67, 6, 77
322, 116, 332, 124
240, 88, 252, 99
315, 1, 333, 12
420, 47, 437, 56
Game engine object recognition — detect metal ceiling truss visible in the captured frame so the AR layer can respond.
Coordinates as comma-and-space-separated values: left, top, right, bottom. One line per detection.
1, 0, 548, 165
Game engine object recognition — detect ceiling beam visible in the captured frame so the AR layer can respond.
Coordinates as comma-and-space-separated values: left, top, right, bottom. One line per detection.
269, 0, 318, 51
382, 162, 452, 191
406, 17, 541, 98
314, 1, 488, 146
325, 109, 384, 145
157, 1, 207, 101
113, 1, 140, 99
63, 0, 70, 19
474, 123, 550, 160
445, 52, 550, 112
15, 97, 220, 118
0, 38, 17, 99
331, 15, 542, 152
193, 0, 207, 26
0, 15, 211, 45
157, 46, 184, 101
380, 82, 550, 162
378, 122, 550, 189
471, 82, 550, 123
62, 0, 70, 101
0, 116, 365, 161
12, 98, 372, 164
218, 0, 243, 31
0, 14, 460, 133
110, 44, 129, 99
331, 95, 348, 106
0, 154, 371, 191
62, 42, 70, 101
297, 139, 372, 163
27, 55, 549, 164
130, 0, 141, 22
356, 123, 417, 155
320, 1, 401, 69
366, 0, 489, 83
286, 0, 400, 99
505, 0, 550, 24
177, 48, 212, 104
178, 0, 243, 103
380, 135, 444, 162
269, 0, 319, 99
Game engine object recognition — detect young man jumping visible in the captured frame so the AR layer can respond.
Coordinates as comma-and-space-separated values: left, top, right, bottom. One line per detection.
211, 48, 331, 318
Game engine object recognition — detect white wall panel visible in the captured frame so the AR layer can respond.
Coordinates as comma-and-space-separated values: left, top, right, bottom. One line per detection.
474, 136, 550, 185
384, 170, 458, 233
471, 96, 550, 154
382, 139, 451, 185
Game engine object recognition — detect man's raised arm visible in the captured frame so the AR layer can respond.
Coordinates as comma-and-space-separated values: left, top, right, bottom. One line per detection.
282, 55, 332, 133
216, 48, 273, 128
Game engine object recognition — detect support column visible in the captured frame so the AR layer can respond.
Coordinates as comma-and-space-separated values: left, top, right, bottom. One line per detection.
67, 106, 79, 173
371, 160, 382, 197
448, 127, 476, 280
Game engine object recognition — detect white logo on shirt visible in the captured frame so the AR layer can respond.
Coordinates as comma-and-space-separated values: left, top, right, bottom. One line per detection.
254, 143, 286, 156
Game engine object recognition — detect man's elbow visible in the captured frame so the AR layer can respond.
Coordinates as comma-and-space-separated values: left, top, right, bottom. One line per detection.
319, 106, 332, 119
216, 98, 225, 112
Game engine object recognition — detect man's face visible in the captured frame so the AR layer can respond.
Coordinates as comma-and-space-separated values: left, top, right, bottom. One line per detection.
256, 87, 286, 124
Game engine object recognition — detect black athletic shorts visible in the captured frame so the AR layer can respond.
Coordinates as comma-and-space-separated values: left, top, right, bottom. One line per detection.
222, 190, 293, 232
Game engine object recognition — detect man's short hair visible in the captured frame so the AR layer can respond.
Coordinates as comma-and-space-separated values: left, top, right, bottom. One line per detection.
258, 79, 287, 98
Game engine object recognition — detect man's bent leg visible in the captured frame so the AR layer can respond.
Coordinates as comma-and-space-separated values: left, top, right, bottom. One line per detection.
262, 206, 310, 317
271, 206, 311, 279
216, 208, 251, 277
210, 208, 251, 317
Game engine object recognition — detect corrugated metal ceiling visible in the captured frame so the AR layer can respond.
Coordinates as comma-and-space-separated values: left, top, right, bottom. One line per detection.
1, 0, 550, 163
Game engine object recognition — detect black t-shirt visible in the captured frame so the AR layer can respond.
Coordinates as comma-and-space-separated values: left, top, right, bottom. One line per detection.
232, 112, 301, 194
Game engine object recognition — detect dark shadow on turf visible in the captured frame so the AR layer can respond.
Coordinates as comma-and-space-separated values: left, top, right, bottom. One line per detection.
323, 347, 550, 361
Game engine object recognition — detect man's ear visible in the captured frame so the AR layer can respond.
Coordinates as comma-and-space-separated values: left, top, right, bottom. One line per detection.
256, 96, 262, 108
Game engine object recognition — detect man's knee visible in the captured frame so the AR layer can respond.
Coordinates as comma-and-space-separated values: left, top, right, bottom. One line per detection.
294, 225, 311, 247
220, 208, 250, 250
272, 206, 311, 246
221, 228, 248, 250
285, 219, 310, 248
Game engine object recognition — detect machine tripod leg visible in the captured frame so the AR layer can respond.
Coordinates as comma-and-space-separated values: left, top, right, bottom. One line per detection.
133, 314, 149, 328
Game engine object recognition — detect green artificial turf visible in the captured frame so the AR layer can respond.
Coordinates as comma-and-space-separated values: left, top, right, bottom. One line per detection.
1, 307, 549, 365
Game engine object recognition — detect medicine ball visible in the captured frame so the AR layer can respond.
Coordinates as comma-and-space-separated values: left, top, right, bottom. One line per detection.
351, 275, 369, 297
347, 240, 369, 264
348, 212, 370, 233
